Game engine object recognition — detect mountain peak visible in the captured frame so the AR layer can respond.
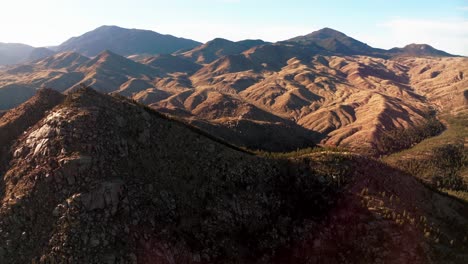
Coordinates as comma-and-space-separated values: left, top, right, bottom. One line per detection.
404, 43, 434, 49
45, 51, 87, 60
180, 38, 253, 64
209, 38, 233, 43
57, 25, 201, 57
203, 38, 236, 48
94, 25, 124, 30
287, 27, 377, 56
97, 49, 117, 57
86, 49, 146, 68
308, 27, 348, 38
389, 43, 454, 57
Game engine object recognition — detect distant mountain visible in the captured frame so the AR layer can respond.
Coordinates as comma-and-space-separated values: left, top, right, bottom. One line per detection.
142, 54, 202, 74
56, 25, 201, 57
0, 43, 34, 65
0, 44, 58, 65
0, 83, 37, 110
27, 47, 56, 62
287, 27, 383, 56
286, 28, 458, 58
388, 43, 455, 57
236, 39, 270, 49
179, 38, 267, 64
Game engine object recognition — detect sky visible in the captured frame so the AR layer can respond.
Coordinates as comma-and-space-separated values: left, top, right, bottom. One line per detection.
1, 0, 467, 55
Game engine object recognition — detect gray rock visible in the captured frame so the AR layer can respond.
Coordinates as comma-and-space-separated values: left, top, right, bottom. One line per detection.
102, 253, 116, 264
81, 180, 125, 215
90, 237, 100, 247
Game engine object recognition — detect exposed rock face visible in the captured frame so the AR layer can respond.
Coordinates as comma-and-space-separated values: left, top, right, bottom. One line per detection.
0, 88, 64, 171
0, 88, 466, 264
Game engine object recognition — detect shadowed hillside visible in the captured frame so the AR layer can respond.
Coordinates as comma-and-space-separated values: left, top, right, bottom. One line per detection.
0, 87, 466, 264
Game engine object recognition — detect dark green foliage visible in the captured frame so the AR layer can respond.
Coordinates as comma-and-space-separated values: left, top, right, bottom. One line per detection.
430, 144, 467, 190
395, 143, 467, 191
379, 116, 445, 155
255, 146, 348, 159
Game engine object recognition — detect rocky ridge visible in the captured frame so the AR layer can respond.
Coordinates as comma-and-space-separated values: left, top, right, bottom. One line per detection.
0, 87, 466, 263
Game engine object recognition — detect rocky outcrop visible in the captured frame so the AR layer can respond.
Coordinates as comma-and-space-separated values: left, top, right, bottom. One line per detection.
0, 88, 334, 263
0, 88, 64, 172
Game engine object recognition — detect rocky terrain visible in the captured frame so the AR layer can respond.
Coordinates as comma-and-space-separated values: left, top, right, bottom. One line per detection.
0, 87, 466, 264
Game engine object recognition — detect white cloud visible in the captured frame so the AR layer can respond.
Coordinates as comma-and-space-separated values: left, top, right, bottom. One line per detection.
357, 18, 468, 56
458, 6, 468, 11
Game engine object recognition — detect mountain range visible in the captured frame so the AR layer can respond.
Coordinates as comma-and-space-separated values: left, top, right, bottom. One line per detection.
0, 25, 457, 66
0, 26, 465, 153
0, 25, 467, 263
0, 26, 202, 65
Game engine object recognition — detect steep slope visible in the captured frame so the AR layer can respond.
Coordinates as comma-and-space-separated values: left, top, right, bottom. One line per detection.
0, 50, 161, 96
76, 50, 160, 93
243, 43, 326, 70
150, 87, 320, 151
398, 57, 468, 114
128, 54, 466, 154
0, 54, 89, 96
34, 52, 90, 70
142, 54, 202, 74
114, 78, 154, 97
0, 88, 466, 263
151, 55, 451, 154
57, 25, 201, 57
179, 38, 256, 64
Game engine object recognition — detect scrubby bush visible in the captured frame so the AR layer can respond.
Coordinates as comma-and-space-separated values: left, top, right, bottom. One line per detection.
396, 143, 467, 191
379, 116, 445, 155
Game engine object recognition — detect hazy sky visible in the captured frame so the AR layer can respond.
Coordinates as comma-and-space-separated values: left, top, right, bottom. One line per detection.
1, 0, 467, 55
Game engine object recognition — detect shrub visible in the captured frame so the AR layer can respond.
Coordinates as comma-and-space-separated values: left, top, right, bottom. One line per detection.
379, 116, 445, 155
